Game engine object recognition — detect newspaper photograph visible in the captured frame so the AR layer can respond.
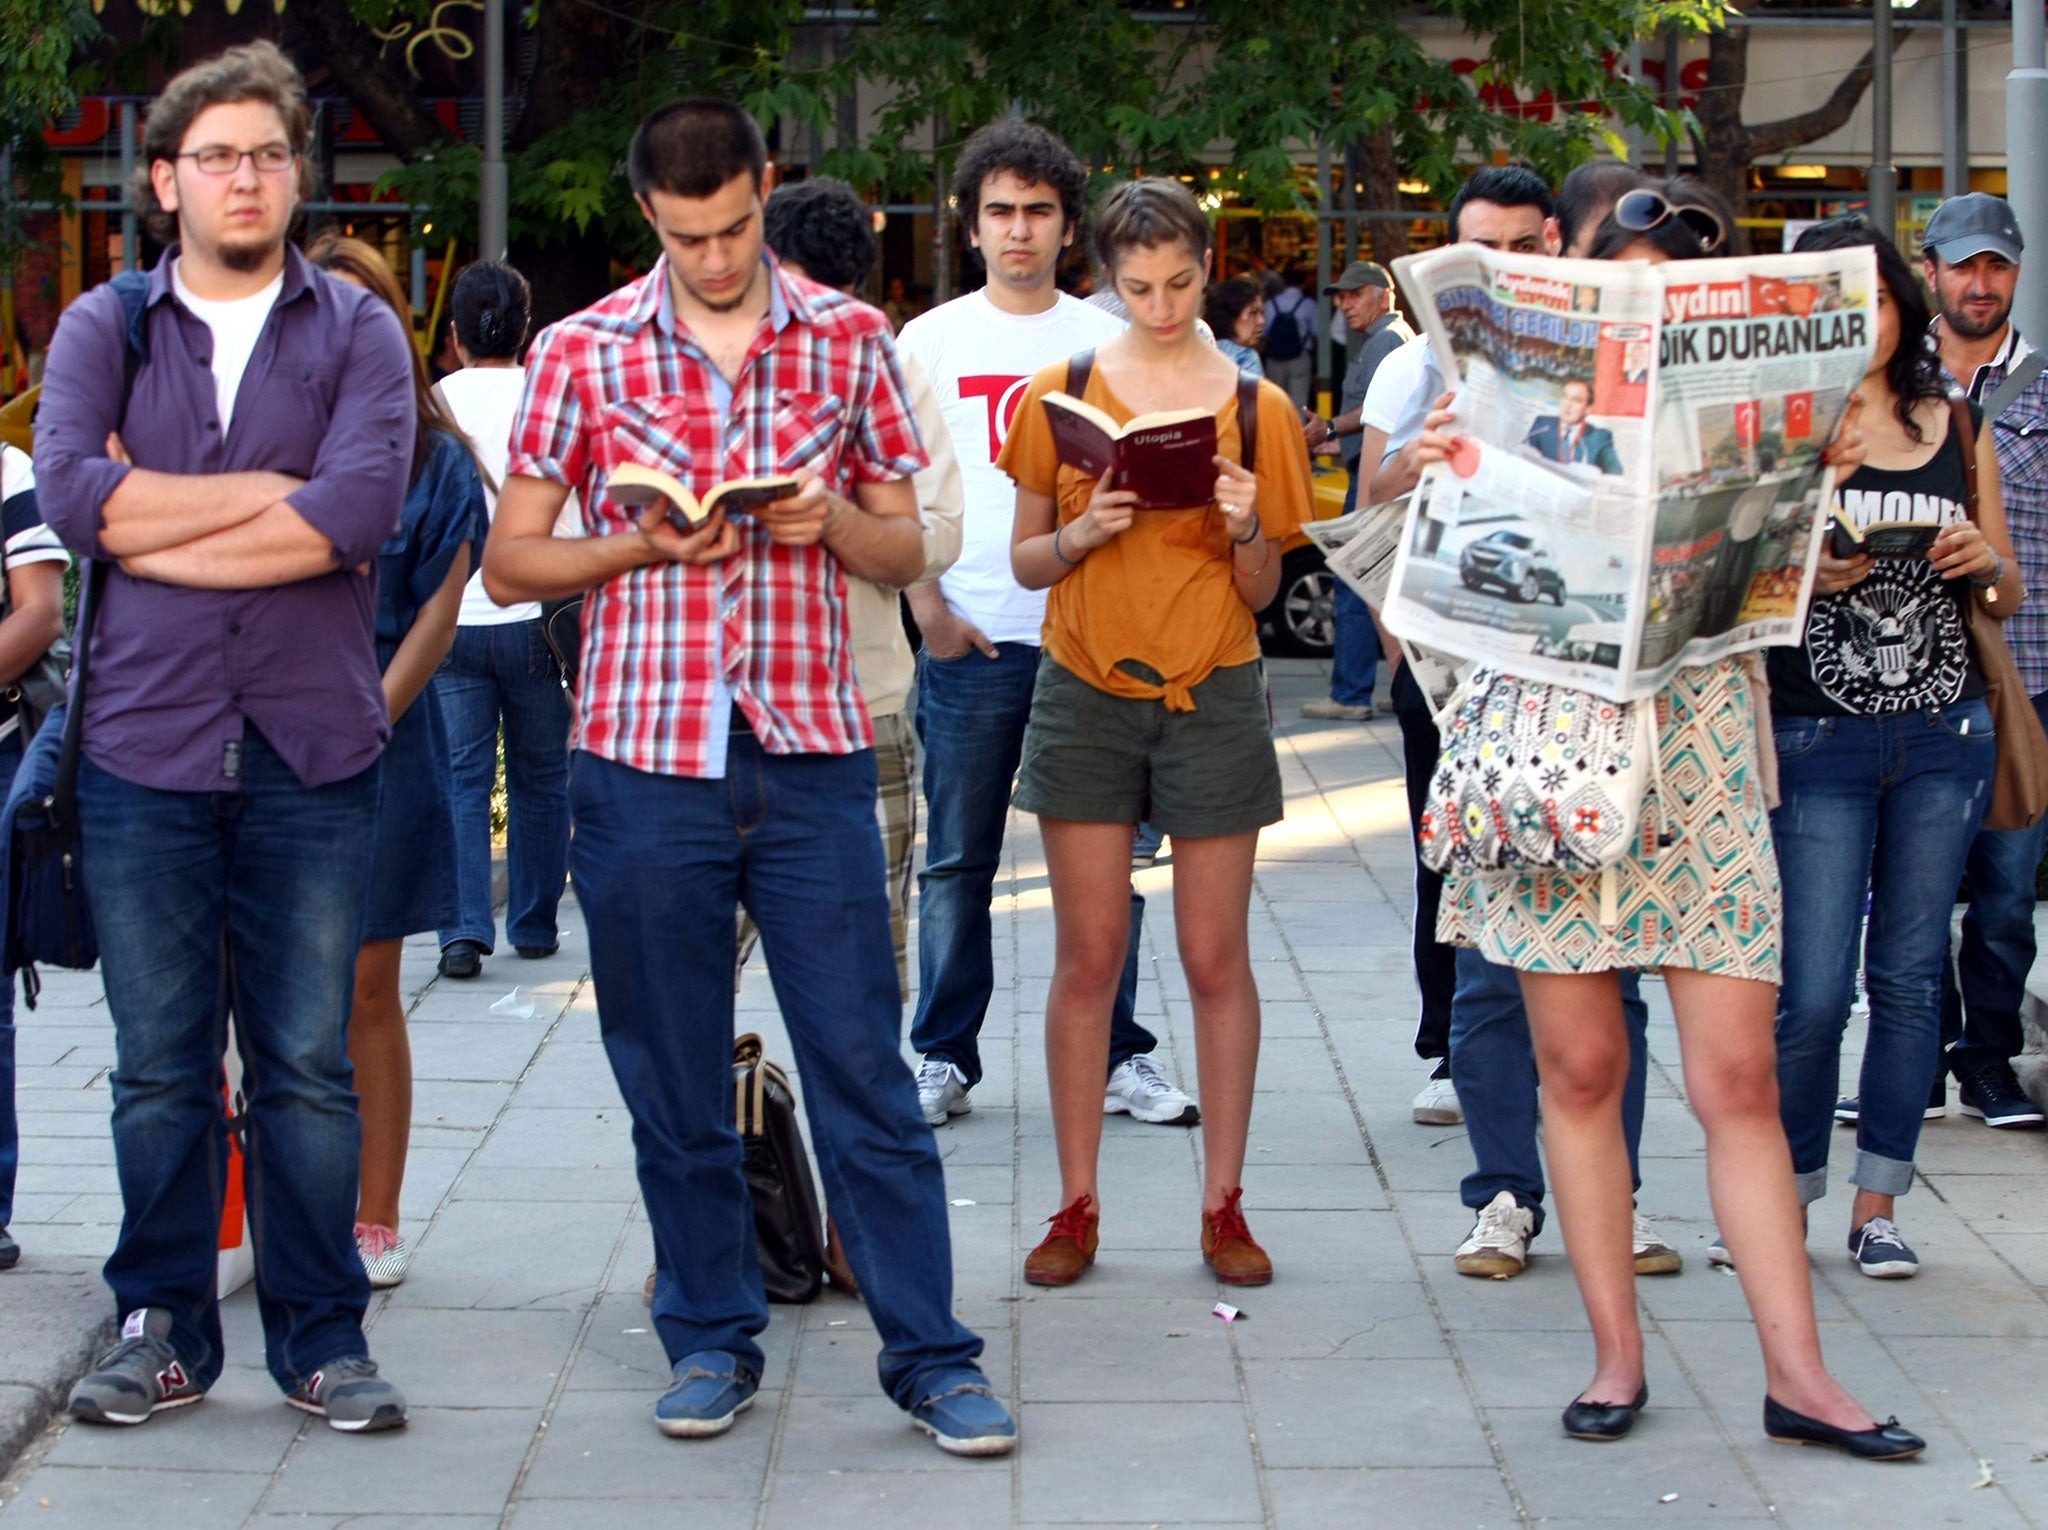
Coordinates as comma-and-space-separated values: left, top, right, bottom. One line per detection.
1301, 501, 1462, 712
1376, 243, 1876, 702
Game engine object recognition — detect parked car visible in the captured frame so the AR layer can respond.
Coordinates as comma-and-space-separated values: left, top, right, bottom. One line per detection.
1458, 529, 1567, 605
1256, 467, 1351, 658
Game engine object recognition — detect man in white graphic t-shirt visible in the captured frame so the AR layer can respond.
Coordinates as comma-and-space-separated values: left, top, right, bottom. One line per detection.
898, 121, 1196, 1130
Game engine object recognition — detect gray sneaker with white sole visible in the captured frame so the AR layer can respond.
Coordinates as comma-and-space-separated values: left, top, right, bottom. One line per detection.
68, 1308, 204, 1426
286, 1355, 408, 1432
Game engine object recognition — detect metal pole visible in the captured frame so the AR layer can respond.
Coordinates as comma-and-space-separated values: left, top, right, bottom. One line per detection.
1869, 0, 1898, 241
412, 235, 428, 318
1664, 29, 1680, 175
932, 111, 952, 306
2012, 0, 2048, 342
479, 0, 508, 260
1940, 0, 1965, 200
1315, 137, 1332, 404
1624, 39, 1644, 164
119, 100, 138, 272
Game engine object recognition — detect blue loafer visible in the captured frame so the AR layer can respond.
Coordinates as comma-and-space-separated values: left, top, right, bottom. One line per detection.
655, 1350, 759, 1439
910, 1368, 1018, 1457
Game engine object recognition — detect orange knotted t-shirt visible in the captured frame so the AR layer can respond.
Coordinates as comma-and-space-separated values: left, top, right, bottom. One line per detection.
996, 360, 1313, 711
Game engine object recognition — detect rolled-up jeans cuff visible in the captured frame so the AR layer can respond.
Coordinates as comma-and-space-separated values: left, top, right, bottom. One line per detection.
1849, 1149, 1915, 1198
1794, 1166, 1829, 1206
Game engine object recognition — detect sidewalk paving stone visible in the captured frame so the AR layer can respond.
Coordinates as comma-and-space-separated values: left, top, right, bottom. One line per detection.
4, 660, 2048, 1526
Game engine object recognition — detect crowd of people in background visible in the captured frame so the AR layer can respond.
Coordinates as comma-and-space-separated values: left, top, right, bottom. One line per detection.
5, 30, 2048, 1477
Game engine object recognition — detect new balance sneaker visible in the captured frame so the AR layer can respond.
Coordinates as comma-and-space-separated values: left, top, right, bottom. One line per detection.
1104, 1054, 1200, 1125
286, 1355, 408, 1432
915, 1056, 970, 1126
910, 1367, 1018, 1457
1849, 1217, 1919, 1279
68, 1308, 203, 1425
1954, 1057, 2047, 1129
355, 1223, 411, 1289
1413, 1068, 1463, 1126
655, 1350, 759, 1438
1454, 1190, 1534, 1279
1632, 1213, 1683, 1275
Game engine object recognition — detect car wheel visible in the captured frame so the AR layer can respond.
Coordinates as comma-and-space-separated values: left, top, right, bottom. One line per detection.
1517, 572, 1542, 603
1550, 583, 1567, 606
1260, 548, 1338, 658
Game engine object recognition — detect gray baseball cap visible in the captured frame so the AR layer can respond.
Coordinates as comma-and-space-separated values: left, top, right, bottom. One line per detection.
1324, 260, 1393, 294
1923, 193, 2023, 264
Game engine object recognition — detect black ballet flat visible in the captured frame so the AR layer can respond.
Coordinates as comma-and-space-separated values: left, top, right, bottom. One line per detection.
1763, 1397, 1925, 1460
1562, 1382, 1649, 1441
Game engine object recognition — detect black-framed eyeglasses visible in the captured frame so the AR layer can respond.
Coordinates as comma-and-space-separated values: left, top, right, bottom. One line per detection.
177, 143, 297, 177
1613, 189, 1728, 255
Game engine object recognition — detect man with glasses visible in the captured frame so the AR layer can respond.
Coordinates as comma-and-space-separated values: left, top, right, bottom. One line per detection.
35, 42, 414, 1432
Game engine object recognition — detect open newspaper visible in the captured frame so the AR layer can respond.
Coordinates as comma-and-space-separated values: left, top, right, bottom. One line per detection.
1377, 243, 1877, 702
1300, 502, 1462, 712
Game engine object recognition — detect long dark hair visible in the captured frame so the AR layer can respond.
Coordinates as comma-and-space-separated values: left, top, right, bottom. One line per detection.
1203, 277, 1262, 345
1793, 217, 1949, 445
305, 231, 469, 484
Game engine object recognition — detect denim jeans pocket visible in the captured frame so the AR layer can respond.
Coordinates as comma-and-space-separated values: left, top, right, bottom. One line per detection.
922, 646, 976, 666
1934, 694, 1996, 741
1772, 715, 1833, 762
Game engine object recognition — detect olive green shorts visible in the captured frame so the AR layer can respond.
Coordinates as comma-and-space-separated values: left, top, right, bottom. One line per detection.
1012, 654, 1284, 839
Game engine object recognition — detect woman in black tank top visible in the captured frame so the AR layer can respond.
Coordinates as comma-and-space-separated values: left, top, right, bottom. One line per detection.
1767, 221, 2018, 1295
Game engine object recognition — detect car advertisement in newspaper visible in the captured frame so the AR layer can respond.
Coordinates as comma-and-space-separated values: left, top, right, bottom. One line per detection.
1376, 243, 1876, 703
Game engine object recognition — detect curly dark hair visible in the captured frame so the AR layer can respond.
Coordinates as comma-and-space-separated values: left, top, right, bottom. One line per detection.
763, 176, 878, 291
1794, 216, 1950, 445
949, 119, 1088, 234
132, 42, 318, 245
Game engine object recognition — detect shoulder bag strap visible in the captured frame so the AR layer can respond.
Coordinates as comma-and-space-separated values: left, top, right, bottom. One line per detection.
1064, 348, 1095, 400
432, 381, 499, 500
1983, 350, 2048, 425
1951, 396, 1981, 519
1238, 370, 1260, 476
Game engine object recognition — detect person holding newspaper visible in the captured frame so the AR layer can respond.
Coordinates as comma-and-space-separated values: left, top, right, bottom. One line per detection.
1756, 217, 2020, 1285
1415, 180, 1926, 1460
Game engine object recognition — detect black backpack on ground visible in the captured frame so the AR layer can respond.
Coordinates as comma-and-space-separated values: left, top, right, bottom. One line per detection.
733, 1032, 831, 1303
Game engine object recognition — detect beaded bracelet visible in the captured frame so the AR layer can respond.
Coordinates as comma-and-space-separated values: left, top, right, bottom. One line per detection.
1052, 523, 1081, 569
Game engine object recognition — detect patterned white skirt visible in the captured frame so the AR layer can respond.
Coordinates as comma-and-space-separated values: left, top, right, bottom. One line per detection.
1437, 658, 1782, 983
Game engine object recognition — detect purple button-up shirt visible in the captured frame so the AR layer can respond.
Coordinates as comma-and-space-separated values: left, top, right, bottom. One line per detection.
34, 246, 414, 792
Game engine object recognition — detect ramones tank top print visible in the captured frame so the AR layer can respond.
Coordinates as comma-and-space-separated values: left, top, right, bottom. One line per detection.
1767, 403, 1985, 717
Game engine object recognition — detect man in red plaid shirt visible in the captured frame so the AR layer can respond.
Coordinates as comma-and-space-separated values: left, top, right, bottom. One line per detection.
483, 98, 1016, 1458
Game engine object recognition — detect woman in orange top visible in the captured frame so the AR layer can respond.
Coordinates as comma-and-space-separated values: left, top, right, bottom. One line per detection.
995, 178, 1313, 1288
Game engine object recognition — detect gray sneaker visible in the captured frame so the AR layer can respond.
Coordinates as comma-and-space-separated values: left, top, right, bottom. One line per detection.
285, 1355, 408, 1432
68, 1308, 204, 1426
915, 1056, 970, 1126
1104, 1054, 1200, 1125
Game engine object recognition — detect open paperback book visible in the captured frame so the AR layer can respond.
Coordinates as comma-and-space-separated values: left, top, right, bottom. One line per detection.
607, 463, 801, 529
1040, 391, 1219, 509
1377, 242, 1877, 703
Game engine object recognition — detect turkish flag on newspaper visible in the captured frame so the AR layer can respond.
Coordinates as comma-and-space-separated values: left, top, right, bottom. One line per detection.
1734, 399, 1760, 446
1785, 392, 1814, 441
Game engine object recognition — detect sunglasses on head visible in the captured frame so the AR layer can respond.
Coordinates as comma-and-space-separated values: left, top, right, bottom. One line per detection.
1613, 189, 1728, 255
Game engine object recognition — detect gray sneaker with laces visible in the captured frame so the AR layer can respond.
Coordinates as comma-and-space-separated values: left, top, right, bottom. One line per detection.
915, 1056, 970, 1126
1103, 1054, 1200, 1125
68, 1308, 204, 1426
286, 1355, 408, 1432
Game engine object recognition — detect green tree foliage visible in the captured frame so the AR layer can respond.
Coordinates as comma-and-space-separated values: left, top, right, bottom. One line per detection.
0, 0, 100, 275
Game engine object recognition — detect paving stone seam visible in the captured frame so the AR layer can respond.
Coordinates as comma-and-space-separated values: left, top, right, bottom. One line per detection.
1001, 840, 1027, 1527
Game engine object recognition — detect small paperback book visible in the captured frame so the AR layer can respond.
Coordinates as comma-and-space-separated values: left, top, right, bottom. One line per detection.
1040, 392, 1219, 510
1828, 503, 1943, 560
607, 463, 801, 530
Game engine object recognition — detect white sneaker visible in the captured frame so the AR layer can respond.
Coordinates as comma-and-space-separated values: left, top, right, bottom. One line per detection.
1103, 1054, 1200, 1126
1705, 1234, 1734, 1269
355, 1224, 411, 1289
1413, 1073, 1463, 1125
916, 1057, 971, 1126
1454, 1190, 1534, 1279
1631, 1213, 1683, 1275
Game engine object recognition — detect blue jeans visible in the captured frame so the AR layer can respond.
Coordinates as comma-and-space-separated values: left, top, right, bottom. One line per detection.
1772, 698, 1995, 1204
571, 742, 982, 1407
912, 643, 1152, 1087
435, 619, 572, 953
1448, 948, 1649, 1236
0, 729, 25, 1229
1330, 583, 1380, 707
78, 732, 379, 1392
1939, 688, 2048, 1074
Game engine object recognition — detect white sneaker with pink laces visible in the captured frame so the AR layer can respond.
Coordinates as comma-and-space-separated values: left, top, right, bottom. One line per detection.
355, 1223, 411, 1289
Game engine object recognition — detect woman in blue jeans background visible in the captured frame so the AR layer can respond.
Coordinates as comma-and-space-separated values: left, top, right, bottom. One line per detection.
1767, 219, 2020, 1280
432, 260, 575, 981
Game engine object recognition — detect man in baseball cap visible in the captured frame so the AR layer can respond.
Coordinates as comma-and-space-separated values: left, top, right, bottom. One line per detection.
1919, 191, 2048, 1133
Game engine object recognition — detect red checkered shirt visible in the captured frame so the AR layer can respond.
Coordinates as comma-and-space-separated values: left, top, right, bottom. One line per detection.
509, 258, 928, 776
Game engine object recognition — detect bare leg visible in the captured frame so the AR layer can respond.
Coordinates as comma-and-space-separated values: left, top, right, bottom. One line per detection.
1040, 819, 1137, 1211
349, 939, 411, 1231
1520, 969, 1640, 1405
1664, 967, 1877, 1430
1168, 831, 1261, 1214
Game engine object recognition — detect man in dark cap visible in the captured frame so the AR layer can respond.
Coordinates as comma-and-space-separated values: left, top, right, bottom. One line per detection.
1302, 260, 1407, 723
1916, 193, 2048, 1131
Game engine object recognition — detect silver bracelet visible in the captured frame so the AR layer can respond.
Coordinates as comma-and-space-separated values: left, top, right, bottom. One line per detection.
1970, 553, 2005, 590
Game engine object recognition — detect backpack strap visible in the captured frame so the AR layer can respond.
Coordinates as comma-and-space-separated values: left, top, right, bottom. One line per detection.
1065, 348, 1095, 399
1951, 396, 1981, 520
1238, 370, 1259, 476
1983, 350, 2047, 424
109, 270, 151, 432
